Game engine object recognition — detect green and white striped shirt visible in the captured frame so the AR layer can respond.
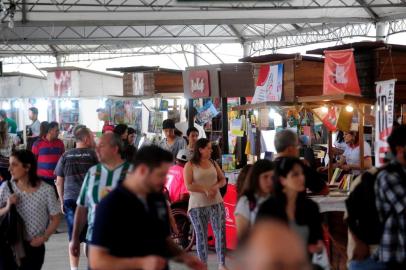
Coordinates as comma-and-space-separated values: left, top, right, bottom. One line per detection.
77, 161, 131, 240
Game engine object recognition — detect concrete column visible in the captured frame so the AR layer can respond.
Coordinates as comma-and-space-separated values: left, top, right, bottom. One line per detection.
376, 22, 388, 41
55, 55, 63, 67
243, 43, 250, 57
193, 45, 199, 67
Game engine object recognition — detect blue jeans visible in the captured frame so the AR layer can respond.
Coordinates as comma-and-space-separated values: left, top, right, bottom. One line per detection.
63, 199, 87, 242
349, 257, 387, 270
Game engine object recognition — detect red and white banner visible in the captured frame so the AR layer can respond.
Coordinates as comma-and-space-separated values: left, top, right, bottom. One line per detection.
54, 70, 72, 97
323, 49, 361, 96
188, 70, 210, 98
375, 79, 396, 167
252, 64, 283, 103
313, 106, 340, 132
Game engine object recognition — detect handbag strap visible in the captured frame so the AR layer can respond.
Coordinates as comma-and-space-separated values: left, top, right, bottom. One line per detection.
6, 180, 14, 194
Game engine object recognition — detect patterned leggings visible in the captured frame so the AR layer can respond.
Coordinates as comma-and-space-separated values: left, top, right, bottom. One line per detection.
189, 203, 226, 266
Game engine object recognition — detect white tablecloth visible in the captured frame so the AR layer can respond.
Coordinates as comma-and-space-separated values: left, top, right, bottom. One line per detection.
310, 193, 347, 213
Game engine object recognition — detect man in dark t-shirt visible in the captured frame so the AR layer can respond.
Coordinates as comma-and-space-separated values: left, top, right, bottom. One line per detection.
274, 129, 329, 195
55, 127, 98, 270
89, 145, 204, 270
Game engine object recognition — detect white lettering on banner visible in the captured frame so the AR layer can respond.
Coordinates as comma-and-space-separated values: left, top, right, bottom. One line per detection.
190, 78, 205, 93
375, 79, 396, 167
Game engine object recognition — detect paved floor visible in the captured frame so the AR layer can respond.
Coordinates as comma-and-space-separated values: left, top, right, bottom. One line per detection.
43, 231, 223, 270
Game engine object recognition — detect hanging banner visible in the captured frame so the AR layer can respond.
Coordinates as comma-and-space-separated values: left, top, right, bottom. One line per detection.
252, 64, 283, 103
54, 70, 72, 97
323, 49, 361, 96
189, 70, 210, 98
375, 79, 396, 167
313, 106, 340, 132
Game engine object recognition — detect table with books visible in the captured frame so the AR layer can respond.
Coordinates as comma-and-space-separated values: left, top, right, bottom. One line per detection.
310, 192, 347, 213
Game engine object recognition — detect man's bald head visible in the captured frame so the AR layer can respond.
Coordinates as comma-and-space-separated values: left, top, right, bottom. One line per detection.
239, 220, 310, 270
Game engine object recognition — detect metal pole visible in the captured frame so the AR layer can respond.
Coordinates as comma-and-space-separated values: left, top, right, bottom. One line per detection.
328, 131, 333, 183
222, 97, 229, 154
359, 105, 365, 170
188, 99, 193, 129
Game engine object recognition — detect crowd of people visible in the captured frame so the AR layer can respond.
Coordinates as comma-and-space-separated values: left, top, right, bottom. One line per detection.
0, 105, 405, 270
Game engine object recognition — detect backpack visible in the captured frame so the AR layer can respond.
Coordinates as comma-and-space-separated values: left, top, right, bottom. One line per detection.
345, 163, 405, 245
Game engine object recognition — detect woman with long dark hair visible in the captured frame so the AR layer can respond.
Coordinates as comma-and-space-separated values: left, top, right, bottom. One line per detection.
235, 159, 274, 240
114, 124, 136, 162
257, 157, 324, 254
0, 150, 61, 270
235, 164, 252, 196
184, 138, 227, 269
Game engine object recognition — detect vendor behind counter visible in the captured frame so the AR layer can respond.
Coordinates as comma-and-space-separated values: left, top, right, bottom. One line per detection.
338, 131, 372, 175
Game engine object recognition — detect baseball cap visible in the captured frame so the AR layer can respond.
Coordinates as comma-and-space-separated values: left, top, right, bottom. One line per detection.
176, 149, 191, 162
162, 119, 176, 129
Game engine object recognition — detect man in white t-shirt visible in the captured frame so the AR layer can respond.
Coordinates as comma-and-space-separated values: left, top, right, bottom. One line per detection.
175, 107, 206, 139
339, 131, 372, 175
28, 107, 41, 137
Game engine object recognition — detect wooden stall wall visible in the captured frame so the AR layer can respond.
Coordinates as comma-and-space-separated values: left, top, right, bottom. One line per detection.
219, 64, 255, 97
155, 71, 183, 94
294, 60, 324, 98
375, 49, 406, 102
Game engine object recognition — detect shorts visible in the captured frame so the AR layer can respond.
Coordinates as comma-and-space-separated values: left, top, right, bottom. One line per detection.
63, 199, 87, 242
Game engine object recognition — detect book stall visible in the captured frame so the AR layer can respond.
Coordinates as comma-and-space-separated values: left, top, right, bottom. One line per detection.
183, 63, 256, 250
106, 66, 185, 146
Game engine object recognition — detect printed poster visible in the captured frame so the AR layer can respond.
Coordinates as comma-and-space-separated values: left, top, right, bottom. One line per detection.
252, 64, 283, 104
323, 49, 361, 96
196, 101, 219, 124
148, 111, 163, 133
375, 79, 396, 167
230, 118, 244, 137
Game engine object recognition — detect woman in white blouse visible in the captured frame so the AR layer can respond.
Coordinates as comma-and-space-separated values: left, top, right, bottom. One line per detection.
339, 131, 372, 175
234, 159, 275, 240
0, 150, 61, 270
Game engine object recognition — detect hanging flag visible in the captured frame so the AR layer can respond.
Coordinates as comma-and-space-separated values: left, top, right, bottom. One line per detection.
252, 64, 283, 103
313, 106, 340, 132
375, 79, 396, 167
323, 49, 361, 96
54, 70, 72, 97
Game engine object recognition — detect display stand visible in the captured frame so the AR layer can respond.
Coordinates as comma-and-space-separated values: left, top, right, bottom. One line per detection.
183, 63, 255, 155
231, 101, 295, 158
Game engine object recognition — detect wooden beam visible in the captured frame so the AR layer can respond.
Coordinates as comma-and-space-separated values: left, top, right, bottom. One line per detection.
231, 101, 295, 111
298, 94, 375, 105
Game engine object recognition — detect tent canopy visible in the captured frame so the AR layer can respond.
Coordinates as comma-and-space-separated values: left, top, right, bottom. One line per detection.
0, 0, 405, 57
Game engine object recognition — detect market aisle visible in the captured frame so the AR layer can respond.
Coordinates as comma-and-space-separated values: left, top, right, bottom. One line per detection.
43, 232, 223, 270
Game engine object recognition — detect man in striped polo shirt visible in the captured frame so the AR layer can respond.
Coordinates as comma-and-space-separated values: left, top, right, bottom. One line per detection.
32, 121, 65, 187
70, 132, 131, 259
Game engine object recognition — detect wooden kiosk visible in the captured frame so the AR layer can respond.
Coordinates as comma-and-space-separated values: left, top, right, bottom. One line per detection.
298, 94, 375, 182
